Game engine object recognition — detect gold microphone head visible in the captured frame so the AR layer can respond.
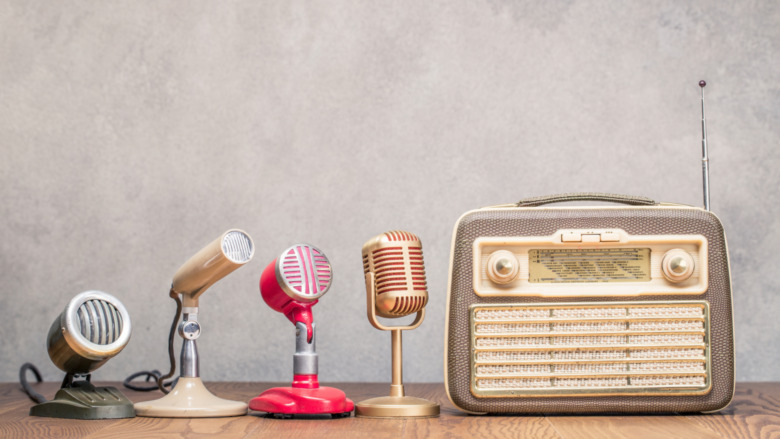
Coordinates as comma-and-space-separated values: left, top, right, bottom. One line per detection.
362, 231, 428, 318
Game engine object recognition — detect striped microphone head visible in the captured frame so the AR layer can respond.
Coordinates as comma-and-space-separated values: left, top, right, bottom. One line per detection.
274, 244, 332, 302
362, 231, 428, 318
47, 291, 132, 374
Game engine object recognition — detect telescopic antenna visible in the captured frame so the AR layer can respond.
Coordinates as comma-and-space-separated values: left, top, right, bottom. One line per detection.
699, 80, 710, 211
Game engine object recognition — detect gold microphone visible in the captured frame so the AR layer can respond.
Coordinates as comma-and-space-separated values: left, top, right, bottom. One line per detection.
355, 231, 440, 418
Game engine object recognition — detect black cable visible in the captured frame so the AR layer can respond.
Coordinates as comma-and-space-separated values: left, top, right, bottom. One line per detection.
123, 370, 160, 391
122, 370, 178, 392
122, 288, 182, 394
19, 363, 46, 404
157, 289, 182, 394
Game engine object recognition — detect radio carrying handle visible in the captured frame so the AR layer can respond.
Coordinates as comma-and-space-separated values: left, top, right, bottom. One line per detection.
516, 193, 657, 207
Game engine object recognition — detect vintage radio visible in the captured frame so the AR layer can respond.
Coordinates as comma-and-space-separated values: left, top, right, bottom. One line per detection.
444, 83, 734, 414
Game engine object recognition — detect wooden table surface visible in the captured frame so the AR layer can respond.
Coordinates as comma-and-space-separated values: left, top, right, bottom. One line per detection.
1, 381, 779, 438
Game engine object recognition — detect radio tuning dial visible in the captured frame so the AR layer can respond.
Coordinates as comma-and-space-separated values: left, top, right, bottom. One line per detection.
661, 249, 695, 283
487, 250, 519, 284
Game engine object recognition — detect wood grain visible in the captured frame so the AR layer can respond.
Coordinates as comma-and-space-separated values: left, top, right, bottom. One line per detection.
1, 382, 779, 438
683, 383, 780, 439
546, 414, 724, 439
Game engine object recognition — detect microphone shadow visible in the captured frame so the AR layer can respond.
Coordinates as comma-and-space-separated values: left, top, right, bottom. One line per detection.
249, 411, 352, 420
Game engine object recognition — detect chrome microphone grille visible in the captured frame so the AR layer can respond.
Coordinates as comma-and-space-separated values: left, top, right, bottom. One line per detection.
222, 230, 254, 263
50, 291, 132, 373
76, 299, 123, 345
277, 244, 332, 301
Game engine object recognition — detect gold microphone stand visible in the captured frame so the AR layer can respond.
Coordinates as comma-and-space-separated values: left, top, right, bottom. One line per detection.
355, 273, 440, 418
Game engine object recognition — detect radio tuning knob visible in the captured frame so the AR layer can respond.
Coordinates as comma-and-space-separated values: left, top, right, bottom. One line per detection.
661, 249, 695, 283
487, 250, 519, 284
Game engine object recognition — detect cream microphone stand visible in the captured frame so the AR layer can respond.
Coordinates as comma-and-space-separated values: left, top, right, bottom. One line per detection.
134, 230, 253, 418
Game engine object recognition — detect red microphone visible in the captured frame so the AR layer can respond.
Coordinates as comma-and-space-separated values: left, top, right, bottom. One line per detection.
259, 244, 331, 342
250, 244, 354, 418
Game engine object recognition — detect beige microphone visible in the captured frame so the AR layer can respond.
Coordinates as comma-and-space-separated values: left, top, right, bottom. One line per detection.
172, 229, 255, 307
134, 229, 254, 418
356, 231, 439, 418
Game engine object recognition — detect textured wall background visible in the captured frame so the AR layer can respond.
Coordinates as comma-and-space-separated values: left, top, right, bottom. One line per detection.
1, 1, 778, 385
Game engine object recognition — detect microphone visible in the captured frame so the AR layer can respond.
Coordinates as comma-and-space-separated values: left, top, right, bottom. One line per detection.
172, 229, 255, 307
134, 229, 254, 418
355, 231, 440, 418
260, 243, 331, 342
27, 291, 135, 419
47, 291, 132, 374
362, 230, 428, 320
249, 244, 354, 418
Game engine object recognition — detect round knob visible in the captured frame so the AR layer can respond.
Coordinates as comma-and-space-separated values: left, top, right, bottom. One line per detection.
661, 249, 695, 282
486, 250, 519, 284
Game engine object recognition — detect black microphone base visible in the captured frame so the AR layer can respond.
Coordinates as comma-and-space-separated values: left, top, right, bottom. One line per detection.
29, 381, 135, 419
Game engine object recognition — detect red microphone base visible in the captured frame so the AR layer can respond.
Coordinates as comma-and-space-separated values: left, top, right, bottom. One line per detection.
249, 375, 354, 418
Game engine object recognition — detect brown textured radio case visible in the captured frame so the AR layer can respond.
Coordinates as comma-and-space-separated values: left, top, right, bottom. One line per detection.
444, 193, 734, 414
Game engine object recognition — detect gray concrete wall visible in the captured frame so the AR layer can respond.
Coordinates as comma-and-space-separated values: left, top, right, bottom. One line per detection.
1, 1, 778, 384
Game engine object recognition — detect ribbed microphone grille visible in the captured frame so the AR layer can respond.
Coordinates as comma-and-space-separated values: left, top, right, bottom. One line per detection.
280, 244, 332, 298
389, 295, 427, 315
370, 245, 427, 296
383, 231, 420, 242
222, 231, 254, 263
76, 299, 123, 345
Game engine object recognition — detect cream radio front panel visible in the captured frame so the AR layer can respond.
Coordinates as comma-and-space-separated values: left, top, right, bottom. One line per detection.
473, 229, 708, 297
469, 301, 712, 398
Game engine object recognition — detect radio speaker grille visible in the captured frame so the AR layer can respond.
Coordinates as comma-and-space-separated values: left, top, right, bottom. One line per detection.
470, 301, 710, 397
